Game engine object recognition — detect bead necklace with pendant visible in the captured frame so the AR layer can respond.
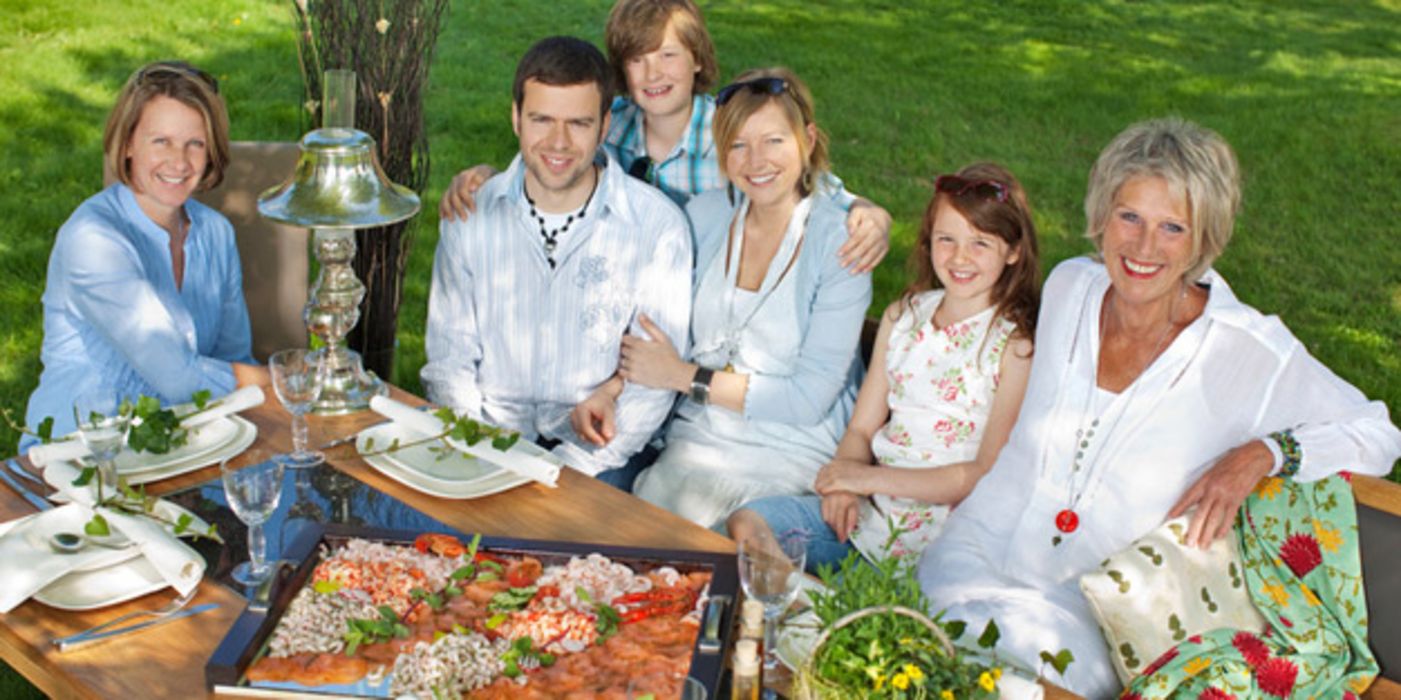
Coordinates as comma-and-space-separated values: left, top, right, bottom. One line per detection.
524, 168, 598, 269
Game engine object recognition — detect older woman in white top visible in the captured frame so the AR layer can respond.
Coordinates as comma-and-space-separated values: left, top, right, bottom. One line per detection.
917, 118, 1401, 698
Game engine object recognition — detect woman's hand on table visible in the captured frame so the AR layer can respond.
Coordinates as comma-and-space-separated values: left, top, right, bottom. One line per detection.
814, 458, 874, 496
1169, 439, 1275, 548
838, 197, 891, 274
619, 314, 693, 393
821, 491, 863, 543
438, 164, 498, 221
571, 375, 623, 446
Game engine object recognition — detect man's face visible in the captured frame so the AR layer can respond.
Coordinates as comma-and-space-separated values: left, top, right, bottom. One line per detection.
512, 79, 608, 206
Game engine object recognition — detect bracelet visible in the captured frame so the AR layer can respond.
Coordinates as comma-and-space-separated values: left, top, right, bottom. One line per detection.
1268, 429, 1302, 478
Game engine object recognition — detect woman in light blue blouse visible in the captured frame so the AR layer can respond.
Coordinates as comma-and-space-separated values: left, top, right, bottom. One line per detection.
576, 67, 871, 528
21, 62, 266, 448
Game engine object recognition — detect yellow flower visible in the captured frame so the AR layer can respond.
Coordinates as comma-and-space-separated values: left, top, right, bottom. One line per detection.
991, 667, 1002, 681
232, 16, 243, 26
1183, 657, 1212, 677
892, 673, 910, 690
941, 691, 955, 700
899, 637, 914, 646
1301, 585, 1322, 607
1260, 582, 1291, 607
1311, 519, 1343, 553
979, 671, 996, 692
1253, 476, 1283, 500
873, 674, 887, 691
904, 664, 924, 681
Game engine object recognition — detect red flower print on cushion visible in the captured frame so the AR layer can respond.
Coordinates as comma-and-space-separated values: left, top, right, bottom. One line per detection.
1231, 631, 1271, 668
1339, 471, 1352, 482
1120, 693, 1144, 700
1141, 646, 1179, 677
1198, 687, 1236, 700
1278, 615, 1293, 629
1188, 634, 1203, 644
1278, 532, 1322, 578
1256, 657, 1298, 697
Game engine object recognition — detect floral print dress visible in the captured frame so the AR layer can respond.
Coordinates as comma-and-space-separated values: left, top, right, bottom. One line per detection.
849, 290, 1016, 561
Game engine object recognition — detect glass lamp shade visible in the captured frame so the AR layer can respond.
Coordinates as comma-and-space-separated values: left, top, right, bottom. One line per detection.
257, 127, 420, 229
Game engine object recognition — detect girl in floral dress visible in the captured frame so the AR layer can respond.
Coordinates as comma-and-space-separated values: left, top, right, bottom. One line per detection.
728, 162, 1041, 571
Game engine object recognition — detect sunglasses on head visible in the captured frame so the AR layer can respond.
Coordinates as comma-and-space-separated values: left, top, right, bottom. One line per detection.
715, 76, 788, 106
136, 63, 219, 94
934, 174, 1009, 203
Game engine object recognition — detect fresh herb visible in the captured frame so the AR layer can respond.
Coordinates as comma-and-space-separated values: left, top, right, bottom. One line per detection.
488, 586, 537, 613
358, 408, 522, 458
410, 587, 445, 611
344, 605, 411, 656
575, 586, 621, 643
500, 636, 555, 678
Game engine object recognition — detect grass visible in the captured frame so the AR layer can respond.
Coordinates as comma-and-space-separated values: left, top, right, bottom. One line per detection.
0, 0, 1398, 694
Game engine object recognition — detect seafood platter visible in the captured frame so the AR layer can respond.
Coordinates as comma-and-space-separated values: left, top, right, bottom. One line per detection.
207, 523, 737, 699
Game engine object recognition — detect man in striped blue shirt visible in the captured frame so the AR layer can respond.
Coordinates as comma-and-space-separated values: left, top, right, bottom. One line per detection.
422, 37, 691, 479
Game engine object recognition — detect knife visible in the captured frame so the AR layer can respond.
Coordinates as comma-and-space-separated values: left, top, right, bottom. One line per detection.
55, 603, 219, 651
0, 466, 52, 512
5, 458, 44, 486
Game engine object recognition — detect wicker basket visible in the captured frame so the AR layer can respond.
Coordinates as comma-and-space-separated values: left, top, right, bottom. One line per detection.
792, 604, 955, 700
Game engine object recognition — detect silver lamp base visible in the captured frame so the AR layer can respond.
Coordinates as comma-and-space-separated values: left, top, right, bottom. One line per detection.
310, 346, 387, 415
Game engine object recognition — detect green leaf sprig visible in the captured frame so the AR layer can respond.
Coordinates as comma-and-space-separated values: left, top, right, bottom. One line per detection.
343, 605, 412, 656
500, 636, 555, 678
360, 408, 521, 458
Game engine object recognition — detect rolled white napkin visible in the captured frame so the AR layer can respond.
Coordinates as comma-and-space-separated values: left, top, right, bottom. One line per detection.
41, 460, 206, 597
27, 440, 89, 468
368, 395, 560, 488
181, 385, 265, 428
28, 386, 265, 466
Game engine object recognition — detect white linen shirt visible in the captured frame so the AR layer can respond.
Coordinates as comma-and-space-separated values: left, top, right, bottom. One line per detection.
918, 257, 1401, 698
22, 184, 252, 449
421, 153, 692, 476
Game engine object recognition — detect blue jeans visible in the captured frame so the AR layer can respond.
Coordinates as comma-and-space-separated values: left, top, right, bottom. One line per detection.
594, 444, 659, 493
738, 494, 856, 575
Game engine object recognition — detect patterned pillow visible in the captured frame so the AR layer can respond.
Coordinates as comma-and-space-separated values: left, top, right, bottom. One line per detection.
1078, 515, 1269, 685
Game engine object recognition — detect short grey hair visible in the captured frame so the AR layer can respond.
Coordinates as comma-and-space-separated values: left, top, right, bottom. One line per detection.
1084, 117, 1241, 282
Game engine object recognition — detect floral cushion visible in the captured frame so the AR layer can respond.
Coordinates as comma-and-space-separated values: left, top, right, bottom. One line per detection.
1078, 513, 1268, 685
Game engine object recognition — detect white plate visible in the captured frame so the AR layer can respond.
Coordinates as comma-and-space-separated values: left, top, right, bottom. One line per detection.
356, 422, 532, 499
56, 416, 257, 487
29, 500, 208, 610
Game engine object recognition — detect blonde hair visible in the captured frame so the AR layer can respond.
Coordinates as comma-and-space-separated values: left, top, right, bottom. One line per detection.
103, 61, 230, 192
1084, 117, 1240, 281
712, 67, 830, 198
605, 0, 719, 95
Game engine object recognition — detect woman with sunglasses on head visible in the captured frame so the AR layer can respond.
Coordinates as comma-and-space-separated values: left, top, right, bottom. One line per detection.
438, 0, 892, 274
915, 119, 1400, 698
21, 61, 266, 447
571, 68, 871, 529
727, 163, 1040, 572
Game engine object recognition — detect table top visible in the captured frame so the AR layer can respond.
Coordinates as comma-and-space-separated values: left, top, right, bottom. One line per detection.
0, 387, 733, 700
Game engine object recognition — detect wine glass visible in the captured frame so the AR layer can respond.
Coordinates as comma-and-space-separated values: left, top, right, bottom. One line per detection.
72, 389, 132, 501
269, 348, 324, 468
221, 449, 286, 585
738, 533, 807, 670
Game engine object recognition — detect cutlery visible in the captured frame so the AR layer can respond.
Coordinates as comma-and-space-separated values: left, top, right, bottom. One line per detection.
52, 590, 196, 649
54, 602, 218, 651
5, 458, 43, 486
698, 593, 731, 654
0, 467, 52, 512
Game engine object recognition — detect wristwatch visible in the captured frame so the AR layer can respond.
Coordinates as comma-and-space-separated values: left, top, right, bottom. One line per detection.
689, 366, 714, 405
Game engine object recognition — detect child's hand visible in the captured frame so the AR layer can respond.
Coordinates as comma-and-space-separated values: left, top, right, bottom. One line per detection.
820, 491, 862, 542
814, 459, 872, 495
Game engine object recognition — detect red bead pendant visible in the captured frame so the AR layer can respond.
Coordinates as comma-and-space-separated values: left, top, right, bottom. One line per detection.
1055, 509, 1079, 533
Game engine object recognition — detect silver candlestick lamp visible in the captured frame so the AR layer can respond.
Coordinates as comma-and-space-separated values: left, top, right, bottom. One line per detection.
257, 69, 420, 414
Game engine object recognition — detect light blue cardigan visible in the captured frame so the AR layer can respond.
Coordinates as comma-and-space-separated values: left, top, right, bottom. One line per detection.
683, 187, 871, 426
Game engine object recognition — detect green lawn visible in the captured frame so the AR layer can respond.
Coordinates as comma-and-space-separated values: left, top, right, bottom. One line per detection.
1, 0, 1398, 693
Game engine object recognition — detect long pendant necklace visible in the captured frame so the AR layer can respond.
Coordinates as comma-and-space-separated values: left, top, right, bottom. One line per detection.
525, 169, 598, 269
1051, 283, 1183, 545
716, 197, 811, 372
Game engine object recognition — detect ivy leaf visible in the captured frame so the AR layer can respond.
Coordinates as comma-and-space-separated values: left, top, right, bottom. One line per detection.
72, 466, 96, 487
976, 619, 1000, 649
1039, 648, 1075, 676
37, 417, 54, 443
84, 514, 111, 537
173, 512, 193, 535
192, 389, 211, 410
942, 619, 967, 641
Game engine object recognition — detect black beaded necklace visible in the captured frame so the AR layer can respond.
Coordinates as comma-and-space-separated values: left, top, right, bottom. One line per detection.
525, 168, 599, 268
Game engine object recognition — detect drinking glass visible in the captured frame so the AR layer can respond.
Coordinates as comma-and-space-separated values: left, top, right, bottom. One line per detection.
269, 348, 324, 468
72, 389, 132, 501
738, 533, 807, 670
221, 450, 286, 585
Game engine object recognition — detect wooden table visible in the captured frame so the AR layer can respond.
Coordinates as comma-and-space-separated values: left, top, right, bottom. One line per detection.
0, 387, 733, 699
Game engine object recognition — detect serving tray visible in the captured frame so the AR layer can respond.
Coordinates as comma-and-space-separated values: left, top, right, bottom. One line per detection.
207, 522, 738, 698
